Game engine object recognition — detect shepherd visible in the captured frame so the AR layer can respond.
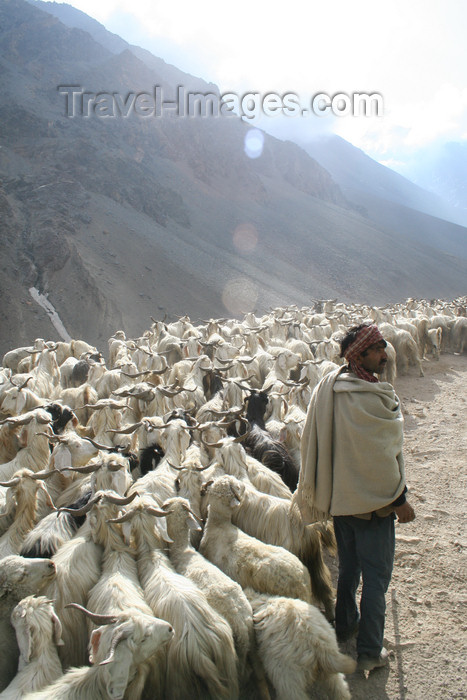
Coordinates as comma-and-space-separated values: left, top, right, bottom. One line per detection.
293, 322, 416, 672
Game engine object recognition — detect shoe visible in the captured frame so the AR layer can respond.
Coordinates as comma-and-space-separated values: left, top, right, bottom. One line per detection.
336, 619, 360, 643
357, 647, 389, 672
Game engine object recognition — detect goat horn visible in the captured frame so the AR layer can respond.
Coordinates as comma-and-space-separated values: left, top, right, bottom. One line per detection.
99, 628, 128, 666
59, 463, 102, 474
102, 491, 138, 506
120, 370, 150, 378
65, 603, 118, 625
161, 386, 188, 397
106, 510, 136, 524
199, 434, 224, 448
36, 432, 60, 442
167, 461, 183, 471
58, 492, 103, 517
30, 469, 59, 480
106, 422, 142, 435
134, 346, 153, 356
233, 428, 251, 443
0, 476, 20, 488
146, 506, 170, 518
83, 436, 117, 451
9, 376, 33, 390
200, 479, 214, 496
185, 421, 202, 431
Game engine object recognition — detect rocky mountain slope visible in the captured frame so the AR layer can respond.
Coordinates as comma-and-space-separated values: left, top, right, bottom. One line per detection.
0, 0, 466, 356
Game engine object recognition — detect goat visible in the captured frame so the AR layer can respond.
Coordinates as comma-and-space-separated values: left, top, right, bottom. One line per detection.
118, 494, 240, 700
83, 491, 167, 699
0, 596, 63, 699
0, 556, 56, 692
22, 604, 174, 700
162, 496, 253, 682
0, 469, 56, 559
0, 411, 52, 507
240, 390, 299, 491
245, 589, 355, 700
41, 510, 104, 669
199, 476, 313, 603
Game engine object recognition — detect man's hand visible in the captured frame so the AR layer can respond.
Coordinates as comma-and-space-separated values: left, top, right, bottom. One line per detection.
394, 500, 416, 523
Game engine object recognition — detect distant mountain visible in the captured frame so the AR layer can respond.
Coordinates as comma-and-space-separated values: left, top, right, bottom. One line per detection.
302, 135, 467, 254
0, 0, 465, 356
400, 141, 467, 220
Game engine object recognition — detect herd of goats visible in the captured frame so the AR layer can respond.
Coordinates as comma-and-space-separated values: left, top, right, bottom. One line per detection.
0, 296, 465, 700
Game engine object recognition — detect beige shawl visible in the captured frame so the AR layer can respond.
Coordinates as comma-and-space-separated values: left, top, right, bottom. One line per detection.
293, 367, 406, 522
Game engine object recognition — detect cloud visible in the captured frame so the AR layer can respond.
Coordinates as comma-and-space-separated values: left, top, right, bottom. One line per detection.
64, 0, 467, 164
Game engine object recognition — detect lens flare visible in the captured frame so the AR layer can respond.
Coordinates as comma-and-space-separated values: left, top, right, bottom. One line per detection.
232, 223, 258, 253
222, 277, 258, 316
244, 128, 264, 159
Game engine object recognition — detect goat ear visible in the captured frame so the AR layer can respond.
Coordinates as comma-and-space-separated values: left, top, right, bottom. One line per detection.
16, 391, 27, 415
279, 426, 287, 443
277, 354, 287, 370
15, 619, 33, 666
89, 628, 103, 664
18, 425, 29, 448
200, 479, 214, 497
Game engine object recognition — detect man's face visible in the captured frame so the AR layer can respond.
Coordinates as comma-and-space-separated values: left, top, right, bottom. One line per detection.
357, 340, 388, 375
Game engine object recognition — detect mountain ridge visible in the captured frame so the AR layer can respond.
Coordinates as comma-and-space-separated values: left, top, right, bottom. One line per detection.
0, 0, 465, 356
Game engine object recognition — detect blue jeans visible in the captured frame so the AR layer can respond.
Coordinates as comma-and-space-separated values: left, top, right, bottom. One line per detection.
333, 513, 395, 657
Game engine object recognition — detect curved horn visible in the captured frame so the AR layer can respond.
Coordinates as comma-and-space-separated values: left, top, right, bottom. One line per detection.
0, 476, 21, 488
59, 463, 102, 474
213, 363, 235, 372
102, 491, 138, 506
120, 370, 151, 378
134, 346, 153, 356
145, 506, 170, 518
199, 434, 224, 449
64, 603, 118, 625
106, 509, 137, 524
36, 432, 61, 442
158, 386, 185, 397
167, 461, 184, 471
30, 469, 60, 480
98, 628, 128, 666
106, 422, 142, 435
83, 436, 117, 451
10, 376, 33, 390
58, 492, 102, 517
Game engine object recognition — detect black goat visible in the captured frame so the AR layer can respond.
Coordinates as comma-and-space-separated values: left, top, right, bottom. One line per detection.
240, 389, 299, 491
20, 491, 93, 559
139, 444, 165, 476
44, 403, 77, 434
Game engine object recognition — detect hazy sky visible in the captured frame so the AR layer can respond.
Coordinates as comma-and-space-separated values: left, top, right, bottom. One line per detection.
62, 0, 466, 172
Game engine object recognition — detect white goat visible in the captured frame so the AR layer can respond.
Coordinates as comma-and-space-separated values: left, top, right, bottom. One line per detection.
85, 491, 168, 699
0, 556, 56, 692
245, 589, 355, 700
22, 604, 173, 700
43, 514, 103, 669
199, 476, 313, 603
0, 469, 56, 559
202, 473, 335, 619
163, 496, 253, 681
120, 494, 240, 700
0, 596, 63, 700
0, 411, 52, 507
